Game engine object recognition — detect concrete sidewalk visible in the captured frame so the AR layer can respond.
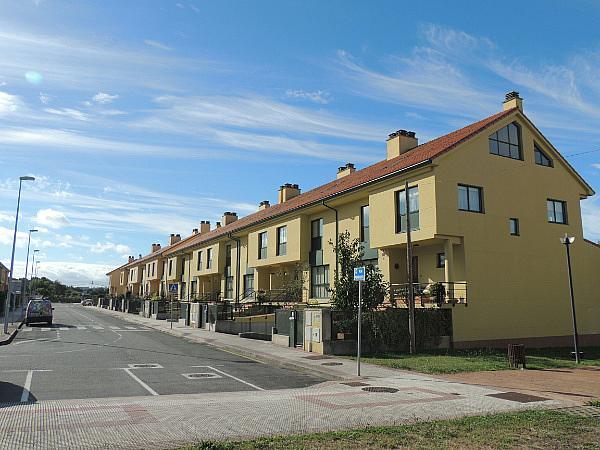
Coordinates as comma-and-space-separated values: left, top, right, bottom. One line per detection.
0, 309, 24, 345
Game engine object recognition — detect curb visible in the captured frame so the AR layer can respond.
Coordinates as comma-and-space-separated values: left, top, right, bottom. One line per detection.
0, 320, 24, 346
94, 307, 347, 381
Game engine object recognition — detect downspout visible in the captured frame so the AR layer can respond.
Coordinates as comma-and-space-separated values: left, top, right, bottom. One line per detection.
322, 200, 339, 281
227, 232, 241, 308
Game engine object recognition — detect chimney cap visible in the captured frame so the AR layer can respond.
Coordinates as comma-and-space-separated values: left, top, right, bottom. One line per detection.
216, 221, 221, 227
387, 129, 416, 140
505, 91, 521, 101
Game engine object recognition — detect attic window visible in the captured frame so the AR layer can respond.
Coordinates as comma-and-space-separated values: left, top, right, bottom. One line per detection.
534, 144, 553, 167
489, 122, 522, 160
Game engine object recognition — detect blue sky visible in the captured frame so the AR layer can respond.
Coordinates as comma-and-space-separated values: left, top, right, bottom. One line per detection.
1, 0, 599, 286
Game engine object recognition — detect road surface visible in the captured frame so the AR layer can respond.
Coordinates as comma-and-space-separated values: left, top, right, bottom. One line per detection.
0, 303, 324, 403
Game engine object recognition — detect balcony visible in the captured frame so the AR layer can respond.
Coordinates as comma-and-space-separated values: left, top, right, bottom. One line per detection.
390, 281, 467, 307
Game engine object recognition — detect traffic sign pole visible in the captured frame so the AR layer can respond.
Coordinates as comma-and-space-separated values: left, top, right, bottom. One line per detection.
353, 266, 366, 377
357, 279, 362, 377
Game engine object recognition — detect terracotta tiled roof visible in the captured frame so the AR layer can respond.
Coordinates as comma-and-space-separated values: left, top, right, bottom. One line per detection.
158, 108, 516, 256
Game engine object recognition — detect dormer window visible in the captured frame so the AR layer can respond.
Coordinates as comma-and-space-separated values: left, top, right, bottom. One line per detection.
489, 122, 522, 160
534, 144, 553, 167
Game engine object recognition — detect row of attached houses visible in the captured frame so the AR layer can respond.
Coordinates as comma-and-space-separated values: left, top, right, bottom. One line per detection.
107, 93, 600, 347
0, 262, 9, 295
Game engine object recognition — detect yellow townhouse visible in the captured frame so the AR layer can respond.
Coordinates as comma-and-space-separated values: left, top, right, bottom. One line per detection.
109, 92, 600, 347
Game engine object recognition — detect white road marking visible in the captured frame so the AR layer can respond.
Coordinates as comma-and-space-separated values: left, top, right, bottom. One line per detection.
93, 326, 103, 330
125, 326, 137, 330
59, 327, 68, 331
122, 368, 159, 396
109, 326, 119, 329
20, 369, 52, 402
76, 326, 87, 330
191, 365, 264, 391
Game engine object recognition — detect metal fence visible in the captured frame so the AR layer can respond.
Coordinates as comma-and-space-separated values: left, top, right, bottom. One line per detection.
390, 282, 467, 307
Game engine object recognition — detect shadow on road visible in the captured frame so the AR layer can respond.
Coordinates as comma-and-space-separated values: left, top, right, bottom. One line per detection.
0, 382, 37, 407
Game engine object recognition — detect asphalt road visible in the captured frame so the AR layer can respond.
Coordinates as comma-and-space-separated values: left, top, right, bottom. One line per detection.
0, 303, 324, 404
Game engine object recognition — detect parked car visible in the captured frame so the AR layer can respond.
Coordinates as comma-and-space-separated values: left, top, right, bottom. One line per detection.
25, 298, 54, 325
81, 299, 93, 306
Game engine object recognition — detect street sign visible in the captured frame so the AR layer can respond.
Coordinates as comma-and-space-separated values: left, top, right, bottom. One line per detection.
353, 266, 366, 281
168, 283, 178, 293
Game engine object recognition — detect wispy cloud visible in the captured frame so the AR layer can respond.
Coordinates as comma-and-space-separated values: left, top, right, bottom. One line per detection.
44, 107, 90, 121
144, 39, 172, 51
0, 91, 22, 115
285, 89, 332, 104
92, 92, 119, 104
34, 208, 69, 229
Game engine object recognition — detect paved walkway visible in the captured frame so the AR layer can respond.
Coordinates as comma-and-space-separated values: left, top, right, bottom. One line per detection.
0, 307, 563, 449
443, 367, 600, 405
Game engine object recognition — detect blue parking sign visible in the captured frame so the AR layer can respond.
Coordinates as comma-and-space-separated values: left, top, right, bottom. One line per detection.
353, 266, 366, 281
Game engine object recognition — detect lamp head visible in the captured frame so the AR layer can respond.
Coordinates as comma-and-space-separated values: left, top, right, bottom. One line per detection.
30, 229, 38, 233
560, 234, 575, 245
20, 176, 35, 181
33, 249, 40, 253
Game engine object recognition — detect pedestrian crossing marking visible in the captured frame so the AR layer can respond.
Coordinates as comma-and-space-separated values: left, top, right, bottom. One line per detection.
21, 326, 147, 332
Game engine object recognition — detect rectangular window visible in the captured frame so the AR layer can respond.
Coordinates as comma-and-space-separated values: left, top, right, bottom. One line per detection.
547, 199, 567, 224
181, 257, 186, 276
258, 232, 268, 259
310, 265, 330, 299
311, 218, 324, 251
191, 280, 197, 297
509, 218, 520, 236
458, 184, 484, 213
244, 274, 254, 296
197, 251, 203, 271
437, 253, 445, 268
276, 226, 287, 256
206, 248, 213, 269
168, 260, 173, 276
396, 186, 419, 233
360, 205, 370, 242
225, 276, 234, 299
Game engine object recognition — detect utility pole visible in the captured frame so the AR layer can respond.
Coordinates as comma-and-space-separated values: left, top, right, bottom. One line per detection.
405, 180, 416, 354
21, 229, 38, 310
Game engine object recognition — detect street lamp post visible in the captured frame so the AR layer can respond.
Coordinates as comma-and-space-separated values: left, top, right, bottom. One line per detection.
30, 250, 39, 298
4, 176, 35, 334
21, 229, 38, 309
560, 234, 581, 363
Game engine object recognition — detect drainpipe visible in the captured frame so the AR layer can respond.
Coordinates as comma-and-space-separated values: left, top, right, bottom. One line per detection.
227, 232, 241, 308
322, 200, 339, 281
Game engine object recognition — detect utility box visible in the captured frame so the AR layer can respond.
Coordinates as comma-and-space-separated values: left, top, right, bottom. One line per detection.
303, 308, 331, 354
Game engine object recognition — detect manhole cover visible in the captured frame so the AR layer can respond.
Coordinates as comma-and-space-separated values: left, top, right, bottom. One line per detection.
487, 392, 549, 403
362, 387, 399, 393
182, 372, 221, 380
321, 362, 343, 366
341, 381, 370, 387
128, 363, 163, 369
303, 355, 331, 360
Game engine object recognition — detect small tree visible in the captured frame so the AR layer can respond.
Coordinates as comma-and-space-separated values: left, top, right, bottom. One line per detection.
329, 231, 388, 314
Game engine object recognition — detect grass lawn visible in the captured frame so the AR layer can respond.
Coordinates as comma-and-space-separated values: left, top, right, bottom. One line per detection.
349, 346, 600, 374
182, 410, 600, 449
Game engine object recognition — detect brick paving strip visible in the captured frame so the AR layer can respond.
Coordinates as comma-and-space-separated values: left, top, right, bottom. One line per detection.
0, 307, 566, 449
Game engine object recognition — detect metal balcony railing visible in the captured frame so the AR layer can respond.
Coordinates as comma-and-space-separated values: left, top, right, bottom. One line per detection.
390, 281, 467, 307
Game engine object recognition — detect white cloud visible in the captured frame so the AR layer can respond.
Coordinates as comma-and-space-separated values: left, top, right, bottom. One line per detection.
593, 163, 600, 169
90, 242, 131, 255
0, 211, 13, 223
0, 91, 22, 115
143, 39, 172, 51
92, 92, 119, 104
39, 92, 51, 104
34, 208, 69, 229
11, 260, 113, 287
44, 107, 89, 121
285, 89, 332, 104
0, 226, 28, 248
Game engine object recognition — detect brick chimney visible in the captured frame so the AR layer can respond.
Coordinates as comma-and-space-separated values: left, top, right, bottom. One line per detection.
278, 183, 301, 203
503, 91, 523, 112
222, 212, 238, 226
259, 200, 270, 210
128, 256, 134, 263
337, 163, 356, 179
386, 130, 418, 160
151, 243, 161, 253
192, 228, 198, 235
216, 221, 221, 228
199, 221, 211, 234
169, 233, 181, 245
